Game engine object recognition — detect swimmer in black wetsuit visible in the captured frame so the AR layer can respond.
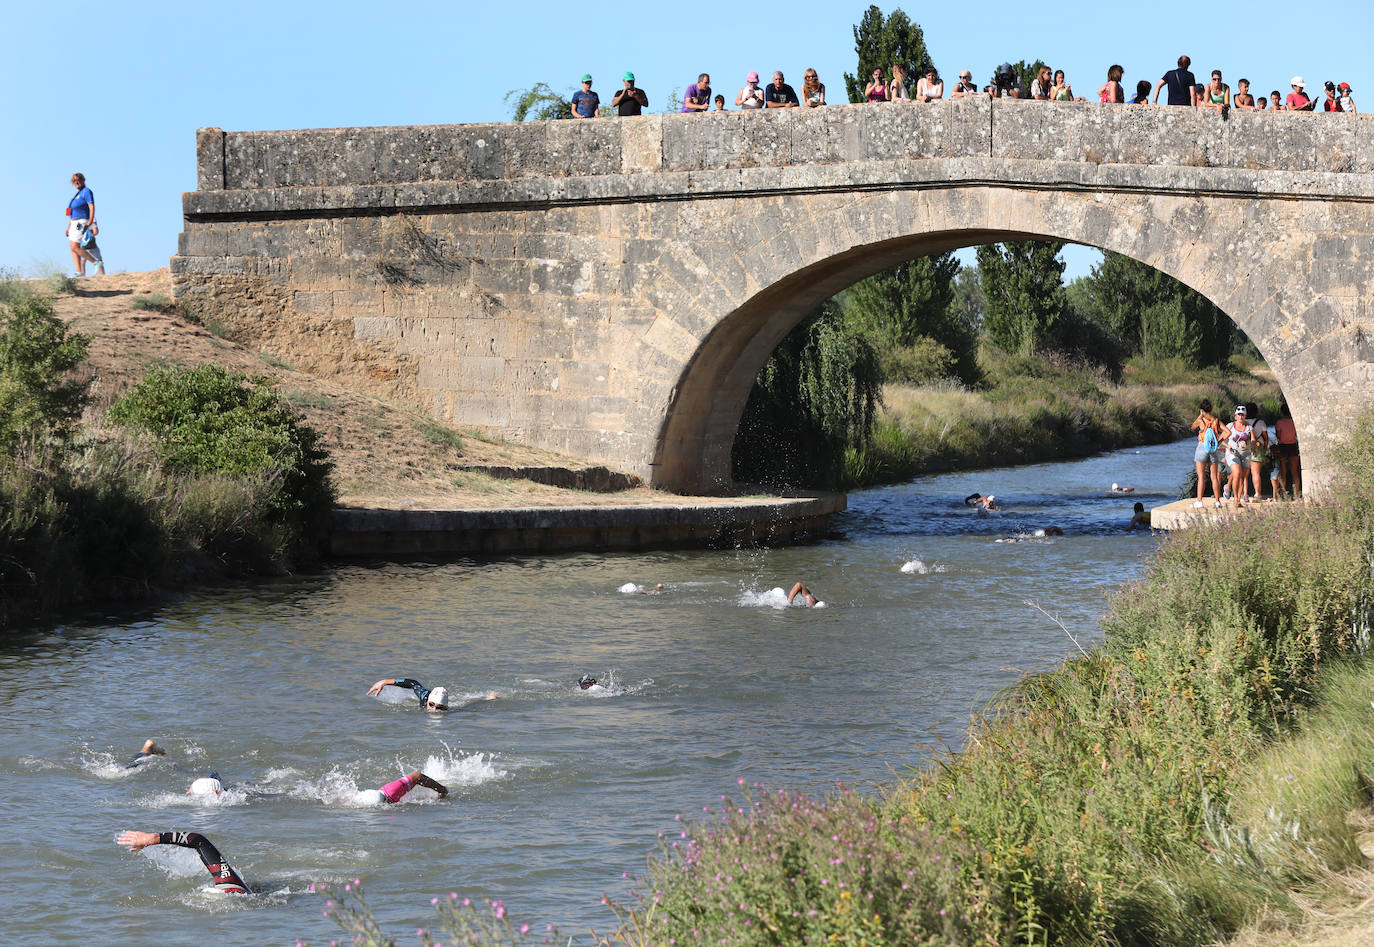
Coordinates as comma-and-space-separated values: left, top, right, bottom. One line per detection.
368, 677, 451, 710
579, 674, 597, 690
116, 830, 250, 894
125, 739, 166, 769
367, 678, 498, 711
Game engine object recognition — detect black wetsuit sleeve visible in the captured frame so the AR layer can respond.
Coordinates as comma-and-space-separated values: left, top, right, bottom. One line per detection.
392, 678, 427, 701
157, 832, 249, 892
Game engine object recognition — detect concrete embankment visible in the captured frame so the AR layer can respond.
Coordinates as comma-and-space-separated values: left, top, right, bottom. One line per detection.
330, 493, 846, 557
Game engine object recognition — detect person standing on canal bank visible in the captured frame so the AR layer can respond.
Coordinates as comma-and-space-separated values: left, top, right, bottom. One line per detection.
1191, 399, 1226, 505
66, 172, 102, 276
115, 830, 250, 893
1274, 402, 1301, 497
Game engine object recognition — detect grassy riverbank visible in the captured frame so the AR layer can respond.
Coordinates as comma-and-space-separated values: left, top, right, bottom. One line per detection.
848, 350, 1281, 486
622, 425, 1374, 945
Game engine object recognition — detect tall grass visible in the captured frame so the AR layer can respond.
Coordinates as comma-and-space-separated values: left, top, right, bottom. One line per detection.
848, 352, 1280, 486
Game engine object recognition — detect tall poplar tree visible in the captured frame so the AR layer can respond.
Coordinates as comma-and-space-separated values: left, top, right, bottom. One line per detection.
977, 241, 1067, 355
843, 6, 932, 103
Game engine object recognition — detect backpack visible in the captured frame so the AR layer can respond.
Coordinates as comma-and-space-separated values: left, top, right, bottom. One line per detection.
1203, 426, 1219, 452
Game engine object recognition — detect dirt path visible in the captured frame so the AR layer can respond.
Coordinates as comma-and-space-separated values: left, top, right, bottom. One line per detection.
48, 270, 731, 510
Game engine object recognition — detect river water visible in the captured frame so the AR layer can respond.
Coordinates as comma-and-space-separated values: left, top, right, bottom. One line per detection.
0, 442, 1186, 944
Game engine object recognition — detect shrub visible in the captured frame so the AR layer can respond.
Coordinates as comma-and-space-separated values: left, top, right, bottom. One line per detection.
0, 294, 90, 457
107, 364, 335, 562
130, 294, 174, 311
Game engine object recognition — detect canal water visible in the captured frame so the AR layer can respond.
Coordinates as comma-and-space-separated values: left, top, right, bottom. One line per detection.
0, 442, 1186, 944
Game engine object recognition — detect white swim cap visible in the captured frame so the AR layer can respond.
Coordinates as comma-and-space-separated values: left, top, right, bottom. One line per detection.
427, 686, 450, 709
189, 777, 224, 796
356, 789, 386, 806
1112, 483, 1119, 490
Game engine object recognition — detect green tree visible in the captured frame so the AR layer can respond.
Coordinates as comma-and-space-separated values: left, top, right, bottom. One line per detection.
1076, 251, 1232, 366
977, 241, 1066, 355
844, 6, 932, 103
504, 83, 572, 121
0, 294, 90, 458
732, 301, 881, 488
843, 253, 979, 385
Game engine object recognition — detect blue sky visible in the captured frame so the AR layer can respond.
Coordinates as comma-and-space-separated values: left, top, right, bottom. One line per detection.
4, 2, 1369, 280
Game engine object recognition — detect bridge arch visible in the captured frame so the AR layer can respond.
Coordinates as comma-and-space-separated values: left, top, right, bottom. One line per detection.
655, 186, 1302, 493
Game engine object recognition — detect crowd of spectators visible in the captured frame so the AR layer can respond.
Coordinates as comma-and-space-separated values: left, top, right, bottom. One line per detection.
566, 57, 1357, 117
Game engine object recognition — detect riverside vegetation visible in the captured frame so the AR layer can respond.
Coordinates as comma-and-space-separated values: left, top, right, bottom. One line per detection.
305, 416, 1374, 947
0, 283, 334, 629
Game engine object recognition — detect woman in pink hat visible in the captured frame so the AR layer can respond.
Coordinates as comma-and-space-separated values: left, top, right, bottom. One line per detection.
737, 71, 765, 109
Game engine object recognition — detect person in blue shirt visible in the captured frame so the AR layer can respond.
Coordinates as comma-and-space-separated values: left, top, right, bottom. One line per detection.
570, 75, 600, 119
66, 172, 102, 276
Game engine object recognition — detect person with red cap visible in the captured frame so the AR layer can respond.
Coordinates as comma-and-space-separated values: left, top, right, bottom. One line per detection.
1338, 82, 1356, 113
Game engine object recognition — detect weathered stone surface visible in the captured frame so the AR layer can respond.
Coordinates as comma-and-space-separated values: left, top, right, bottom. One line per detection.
175, 105, 1374, 492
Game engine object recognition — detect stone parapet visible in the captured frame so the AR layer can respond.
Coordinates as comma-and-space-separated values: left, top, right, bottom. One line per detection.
190, 101, 1374, 196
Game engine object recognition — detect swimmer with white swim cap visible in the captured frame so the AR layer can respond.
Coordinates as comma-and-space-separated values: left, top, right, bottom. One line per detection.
188, 772, 226, 796
368, 677, 499, 711
355, 770, 448, 805
786, 581, 823, 607
116, 830, 250, 894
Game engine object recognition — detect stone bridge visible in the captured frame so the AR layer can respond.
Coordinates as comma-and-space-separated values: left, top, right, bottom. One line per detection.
172, 100, 1374, 493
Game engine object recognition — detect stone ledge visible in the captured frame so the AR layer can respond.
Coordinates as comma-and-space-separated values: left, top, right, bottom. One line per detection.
182, 156, 1374, 221
329, 494, 846, 556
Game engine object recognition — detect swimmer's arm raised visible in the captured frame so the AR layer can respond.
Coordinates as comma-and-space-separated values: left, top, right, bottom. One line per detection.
367, 678, 397, 696
411, 772, 448, 797
116, 830, 160, 851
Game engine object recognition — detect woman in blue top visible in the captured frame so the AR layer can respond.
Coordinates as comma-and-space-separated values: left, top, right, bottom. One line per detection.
66, 172, 102, 276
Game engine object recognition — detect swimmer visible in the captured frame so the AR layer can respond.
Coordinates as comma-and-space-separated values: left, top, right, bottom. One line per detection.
1043, 526, 1065, 536
787, 582, 821, 607
965, 493, 999, 512
355, 770, 448, 805
579, 674, 598, 690
189, 772, 226, 797
126, 739, 166, 769
643, 583, 665, 594
367, 678, 498, 711
1126, 502, 1151, 531
116, 830, 250, 894
1111, 483, 1135, 493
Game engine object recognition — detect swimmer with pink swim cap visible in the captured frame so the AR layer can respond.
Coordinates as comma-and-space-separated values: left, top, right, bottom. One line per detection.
355, 770, 448, 806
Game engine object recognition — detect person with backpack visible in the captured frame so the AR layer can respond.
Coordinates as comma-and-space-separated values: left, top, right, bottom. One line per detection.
1190, 399, 1225, 506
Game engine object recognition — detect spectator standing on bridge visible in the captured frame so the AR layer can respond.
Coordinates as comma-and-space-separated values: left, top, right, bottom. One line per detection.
1099, 65, 1126, 103
1257, 96, 1268, 111
713, 95, 726, 111
1286, 77, 1316, 111
993, 63, 1023, 99
1338, 82, 1356, 113
1050, 70, 1073, 101
682, 74, 712, 113
1322, 81, 1342, 112
612, 73, 648, 116
1202, 71, 1230, 114
765, 71, 799, 108
1234, 78, 1256, 110
1132, 80, 1152, 104
1154, 55, 1197, 106
737, 72, 766, 109
1030, 65, 1053, 100
1269, 90, 1285, 110
915, 66, 943, 101
801, 69, 826, 107
951, 70, 978, 98
571, 75, 600, 119
864, 68, 888, 103
889, 63, 911, 101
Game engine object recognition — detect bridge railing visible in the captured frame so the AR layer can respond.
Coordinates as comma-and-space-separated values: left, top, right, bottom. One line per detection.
194, 100, 1374, 195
